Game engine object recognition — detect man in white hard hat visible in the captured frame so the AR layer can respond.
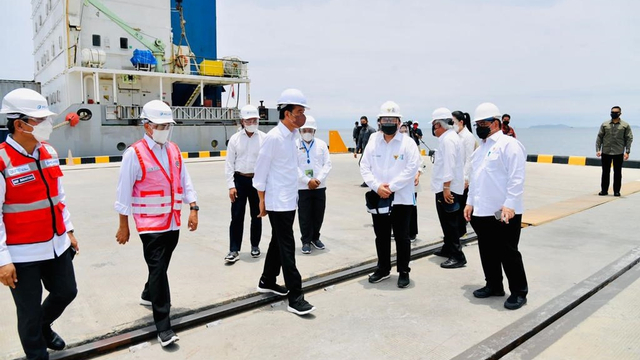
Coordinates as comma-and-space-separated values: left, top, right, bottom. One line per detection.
360, 101, 421, 288
0, 88, 79, 359
224, 104, 266, 263
464, 102, 528, 310
431, 108, 467, 269
253, 89, 316, 315
296, 115, 332, 254
114, 99, 199, 346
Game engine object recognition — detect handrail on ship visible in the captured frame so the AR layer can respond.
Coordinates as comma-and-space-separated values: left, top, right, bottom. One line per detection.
104, 105, 240, 125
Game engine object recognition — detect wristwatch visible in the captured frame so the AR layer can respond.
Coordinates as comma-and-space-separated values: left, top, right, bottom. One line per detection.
190, 205, 200, 211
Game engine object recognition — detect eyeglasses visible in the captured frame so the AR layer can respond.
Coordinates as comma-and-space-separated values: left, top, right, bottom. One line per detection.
21, 116, 49, 124
242, 119, 258, 125
379, 117, 399, 124
474, 119, 495, 128
150, 123, 172, 130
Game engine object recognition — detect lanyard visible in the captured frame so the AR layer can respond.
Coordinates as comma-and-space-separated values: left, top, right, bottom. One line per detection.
302, 140, 314, 164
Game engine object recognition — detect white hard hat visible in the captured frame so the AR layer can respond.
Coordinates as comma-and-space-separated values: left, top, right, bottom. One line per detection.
140, 100, 175, 124
277, 88, 310, 109
432, 107, 452, 121
378, 101, 402, 118
240, 104, 259, 120
473, 102, 501, 121
300, 115, 317, 130
0, 88, 56, 118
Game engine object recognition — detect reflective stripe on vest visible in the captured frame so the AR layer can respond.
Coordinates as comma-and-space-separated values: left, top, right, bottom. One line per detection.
131, 140, 183, 232
0, 142, 66, 245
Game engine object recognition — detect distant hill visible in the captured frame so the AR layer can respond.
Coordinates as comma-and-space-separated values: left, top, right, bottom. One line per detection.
529, 124, 572, 129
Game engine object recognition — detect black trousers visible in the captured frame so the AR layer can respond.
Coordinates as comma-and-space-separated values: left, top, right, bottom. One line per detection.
435, 192, 465, 260
10, 247, 77, 360
229, 174, 262, 252
470, 215, 528, 296
409, 193, 418, 238
457, 187, 469, 236
298, 188, 326, 244
372, 204, 412, 273
261, 211, 304, 303
601, 153, 624, 193
140, 230, 179, 332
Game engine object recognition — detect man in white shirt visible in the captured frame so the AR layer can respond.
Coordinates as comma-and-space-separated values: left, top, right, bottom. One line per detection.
0, 88, 79, 359
224, 104, 266, 263
360, 101, 421, 288
464, 102, 528, 310
296, 116, 332, 254
431, 108, 467, 269
253, 89, 315, 316
452, 111, 477, 237
115, 100, 199, 346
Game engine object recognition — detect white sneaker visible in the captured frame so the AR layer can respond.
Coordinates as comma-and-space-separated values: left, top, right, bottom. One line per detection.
139, 297, 152, 306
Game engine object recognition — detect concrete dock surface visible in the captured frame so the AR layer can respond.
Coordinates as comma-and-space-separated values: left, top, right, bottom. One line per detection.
1, 154, 640, 359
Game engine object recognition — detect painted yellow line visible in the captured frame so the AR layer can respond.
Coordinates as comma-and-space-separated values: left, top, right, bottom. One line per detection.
95, 156, 110, 164
199, 151, 210, 158
220, 150, 227, 157
537, 154, 553, 163
568, 156, 586, 166
181, 152, 189, 159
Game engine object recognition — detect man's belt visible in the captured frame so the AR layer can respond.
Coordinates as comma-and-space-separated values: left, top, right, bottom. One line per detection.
235, 172, 254, 178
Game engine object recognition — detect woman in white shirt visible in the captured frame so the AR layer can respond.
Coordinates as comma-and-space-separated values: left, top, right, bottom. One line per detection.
452, 111, 477, 236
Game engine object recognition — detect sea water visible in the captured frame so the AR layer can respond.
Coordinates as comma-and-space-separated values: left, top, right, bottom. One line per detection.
315, 127, 638, 160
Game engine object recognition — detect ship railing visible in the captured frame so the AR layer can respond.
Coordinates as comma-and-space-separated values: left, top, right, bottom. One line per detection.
105, 105, 240, 125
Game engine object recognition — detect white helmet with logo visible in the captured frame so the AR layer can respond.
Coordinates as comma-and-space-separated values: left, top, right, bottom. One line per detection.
473, 102, 501, 121
378, 101, 402, 118
140, 100, 175, 124
300, 115, 317, 130
0, 88, 56, 118
277, 88, 310, 109
240, 104, 259, 120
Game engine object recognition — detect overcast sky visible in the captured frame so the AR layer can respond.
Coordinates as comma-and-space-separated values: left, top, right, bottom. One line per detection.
2, 0, 639, 128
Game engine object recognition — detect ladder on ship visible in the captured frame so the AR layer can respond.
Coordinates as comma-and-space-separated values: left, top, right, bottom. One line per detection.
185, 84, 202, 106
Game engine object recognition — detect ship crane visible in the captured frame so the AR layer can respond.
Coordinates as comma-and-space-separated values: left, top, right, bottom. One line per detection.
83, 0, 165, 72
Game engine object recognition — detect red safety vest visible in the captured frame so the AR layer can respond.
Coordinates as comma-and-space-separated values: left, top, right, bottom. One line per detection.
0, 142, 66, 245
131, 140, 183, 232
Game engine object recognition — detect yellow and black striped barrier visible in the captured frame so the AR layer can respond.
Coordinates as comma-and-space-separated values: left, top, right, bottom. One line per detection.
59, 151, 227, 166
526, 154, 640, 169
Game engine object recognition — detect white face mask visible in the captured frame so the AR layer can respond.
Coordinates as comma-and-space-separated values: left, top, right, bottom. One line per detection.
245, 124, 259, 133
453, 119, 462, 133
301, 132, 314, 142
23, 119, 53, 142
152, 129, 170, 144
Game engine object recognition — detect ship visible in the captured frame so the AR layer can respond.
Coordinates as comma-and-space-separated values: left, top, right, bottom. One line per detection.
3, 0, 276, 157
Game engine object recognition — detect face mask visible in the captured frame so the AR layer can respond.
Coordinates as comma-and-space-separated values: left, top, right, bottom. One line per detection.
503, 121, 510, 126
301, 132, 314, 142
245, 124, 258, 133
152, 129, 170, 144
432, 124, 437, 137
476, 126, 491, 139
399, 131, 408, 136
381, 123, 397, 135
611, 112, 620, 119
23, 119, 53, 142
452, 119, 462, 133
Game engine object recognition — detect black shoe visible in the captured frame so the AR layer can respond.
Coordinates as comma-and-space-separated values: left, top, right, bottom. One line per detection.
504, 295, 527, 310
311, 239, 325, 250
397, 272, 410, 288
433, 250, 451, 258
440, 257, 467, 269
224, 251, 239, 263
360, 182, 368, 187
368, 270, 391, 283
251, 246, 261, 258
614, 192, 621, 197
409, 235, 416, 243
257, 280, 289, 296
42, 327, 66, 351
598, 191, 608, 196
157, 329, 179, 347
301, 243, 312, 254
473, 286, 505, 298
287, 298, 316, 315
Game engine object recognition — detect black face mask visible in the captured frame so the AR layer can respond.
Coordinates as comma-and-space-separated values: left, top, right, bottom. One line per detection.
611, 112, 620, 119
503, 121, 510, 126
432, 124, 437, 137
476, 126, 491, 139
381, 123, 398, 135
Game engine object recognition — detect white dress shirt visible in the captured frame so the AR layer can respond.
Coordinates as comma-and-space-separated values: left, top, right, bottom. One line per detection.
467, 131, 526, 216
225, 129, 265, 189
253, 122, 299, 211
296, 137, 332, 190
360, 131, 421, 205
458, 127, 478, 183
0, 136, 73, 265
114, 135, 197, 234
431, 129, 465, 195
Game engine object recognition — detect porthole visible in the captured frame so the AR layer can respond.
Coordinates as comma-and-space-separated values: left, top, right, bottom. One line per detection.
211, 140, 218, 149
116, 142, 127, 151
